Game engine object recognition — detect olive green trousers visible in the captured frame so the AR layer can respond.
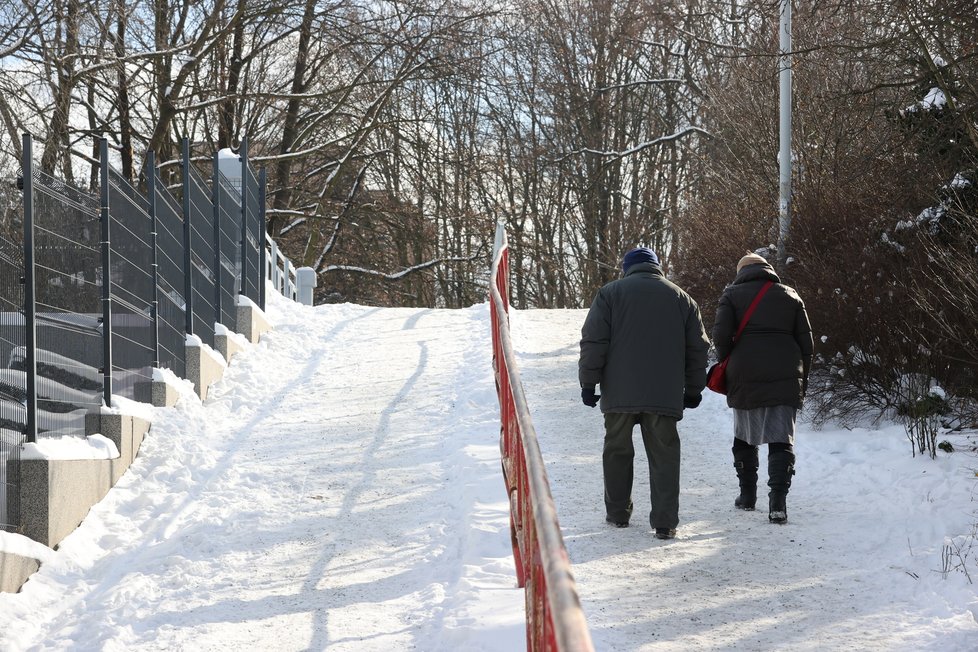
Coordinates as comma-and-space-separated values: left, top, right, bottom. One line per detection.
603, 412, 680, 530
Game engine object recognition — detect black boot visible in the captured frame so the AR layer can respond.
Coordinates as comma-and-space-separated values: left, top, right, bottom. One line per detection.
732, 444, 758, 510
767, 449, 795, 524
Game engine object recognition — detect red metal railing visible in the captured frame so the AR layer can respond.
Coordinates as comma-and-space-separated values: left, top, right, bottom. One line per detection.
489, 222, 594, 652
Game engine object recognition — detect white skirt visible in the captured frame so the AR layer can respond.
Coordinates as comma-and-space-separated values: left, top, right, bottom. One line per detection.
733, 405, 797, 446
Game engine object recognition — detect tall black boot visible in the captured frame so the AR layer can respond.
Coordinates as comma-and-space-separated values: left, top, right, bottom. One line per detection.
732, 444, 758, 510
767, 448, 796, 524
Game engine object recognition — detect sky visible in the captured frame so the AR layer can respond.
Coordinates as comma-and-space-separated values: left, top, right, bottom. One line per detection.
1, 290, 977, 651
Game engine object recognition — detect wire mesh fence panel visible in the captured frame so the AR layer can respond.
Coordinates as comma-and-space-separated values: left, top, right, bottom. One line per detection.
0, 207, 25, 531
185, 167, 217, 348
154, 182, 187, 378
242, 165, 263, 308
216, 173, 241, 330
107, 168, 154, 401
29, 170, 103, 437
0, 236, 25, 431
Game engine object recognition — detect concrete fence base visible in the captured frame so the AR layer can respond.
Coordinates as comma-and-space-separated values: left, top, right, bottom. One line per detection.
191, 302, 271, 400
215, 331, 246, 366
1, 411, 151, 593
237, 300, 272, 344
17, 413, 152, 550
1, 301, 273, 593
185, 343, 227, 401
0, 551, 40, 594
134, 378, 182, 408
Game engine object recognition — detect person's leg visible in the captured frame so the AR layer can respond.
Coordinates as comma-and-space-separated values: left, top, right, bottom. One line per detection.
638, 413, 681, 533
603, 412, 636, 525
767, 442, 795, 523
732, 436, 759, 510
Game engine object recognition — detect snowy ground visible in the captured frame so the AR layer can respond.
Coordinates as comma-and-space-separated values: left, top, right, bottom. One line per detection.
0, 295, 524, 651
512, 308, 978, 652
1, 294, 977, 651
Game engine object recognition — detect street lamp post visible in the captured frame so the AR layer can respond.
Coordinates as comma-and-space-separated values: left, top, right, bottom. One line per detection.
777, 0, 792, 269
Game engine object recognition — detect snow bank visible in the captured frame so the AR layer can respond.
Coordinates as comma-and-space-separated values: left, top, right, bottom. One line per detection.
19, 434, 119, 461
0, 532, 55, 564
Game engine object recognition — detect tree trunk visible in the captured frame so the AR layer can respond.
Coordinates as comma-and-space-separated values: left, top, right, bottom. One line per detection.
269, 0, 316, 235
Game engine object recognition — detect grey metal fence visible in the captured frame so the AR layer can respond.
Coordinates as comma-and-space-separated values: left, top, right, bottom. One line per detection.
240, 140, 264, 309
148, 156, 187, 379
2, 134, 273, 533
214, 161, 242, 330
0, 182, 25, 530
105, 146, 155, 402
182, 148, 218, 349
27, 152, 104, 439
1, 170, 28, 534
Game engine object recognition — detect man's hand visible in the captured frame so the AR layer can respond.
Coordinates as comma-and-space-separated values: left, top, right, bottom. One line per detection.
581, 386, 601, 408
683, 393, 702, 409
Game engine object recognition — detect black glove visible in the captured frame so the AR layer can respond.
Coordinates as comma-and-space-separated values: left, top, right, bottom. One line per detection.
683, 393, 702, 409
581, 386, 601, 408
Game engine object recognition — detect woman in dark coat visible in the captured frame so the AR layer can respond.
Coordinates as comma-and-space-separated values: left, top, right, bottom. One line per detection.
712, 253, 814, 523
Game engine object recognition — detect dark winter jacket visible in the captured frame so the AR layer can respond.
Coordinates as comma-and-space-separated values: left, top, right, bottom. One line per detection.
579, 262, 710, 419
712, 263, 814, 409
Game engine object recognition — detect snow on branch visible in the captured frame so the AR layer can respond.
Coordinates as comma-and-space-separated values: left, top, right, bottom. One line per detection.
69, 43, 197, 77
558, 127, 712, 162
0, 34, 31, 60
321, 255, 480, 281
630, 39, 684, 57
265, 208, 317, 220
278, 218, 307, 236
596, 78, 686, 93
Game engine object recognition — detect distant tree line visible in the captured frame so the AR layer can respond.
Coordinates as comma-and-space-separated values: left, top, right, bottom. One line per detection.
0, 0, 974, 426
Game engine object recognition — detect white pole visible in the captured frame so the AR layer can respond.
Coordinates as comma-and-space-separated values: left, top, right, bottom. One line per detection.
269, 238, 280, 291
296, 267, 317, 305
281, 255, 290, 295
286, 259, 296, 299
777, 0, 792, 268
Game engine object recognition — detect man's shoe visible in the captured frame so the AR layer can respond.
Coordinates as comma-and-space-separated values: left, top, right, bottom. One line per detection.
654, 528, 676, 540
605, 500, 633, 528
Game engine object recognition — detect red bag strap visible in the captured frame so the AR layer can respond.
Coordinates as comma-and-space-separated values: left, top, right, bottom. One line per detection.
732, 280, 774, 344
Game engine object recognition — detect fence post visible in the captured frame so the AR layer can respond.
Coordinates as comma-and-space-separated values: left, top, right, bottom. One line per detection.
284, 257, 294, 298
212, 151, 223, 326
269, 237, 280, 293
21, 134, 38, 443
146, 151, 161, 368
99, 138, 113, 408
258, 168, 267, 310
181, 138, 194, 335
239, 137, 249, 300
296, 267, 316, 305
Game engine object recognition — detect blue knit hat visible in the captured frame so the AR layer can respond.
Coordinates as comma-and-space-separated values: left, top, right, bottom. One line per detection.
621, 247, 660, 273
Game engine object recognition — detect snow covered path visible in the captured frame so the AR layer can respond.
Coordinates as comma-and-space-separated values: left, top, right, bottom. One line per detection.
2, 296, 977, 651
513, 308, 978, 651
0, 298, 524, 651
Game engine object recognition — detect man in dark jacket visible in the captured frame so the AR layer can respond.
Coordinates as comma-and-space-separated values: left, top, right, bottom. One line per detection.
579, 247, 710, 539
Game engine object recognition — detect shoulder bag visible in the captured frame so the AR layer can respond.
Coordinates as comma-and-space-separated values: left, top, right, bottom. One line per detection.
706, 280, 774, 395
